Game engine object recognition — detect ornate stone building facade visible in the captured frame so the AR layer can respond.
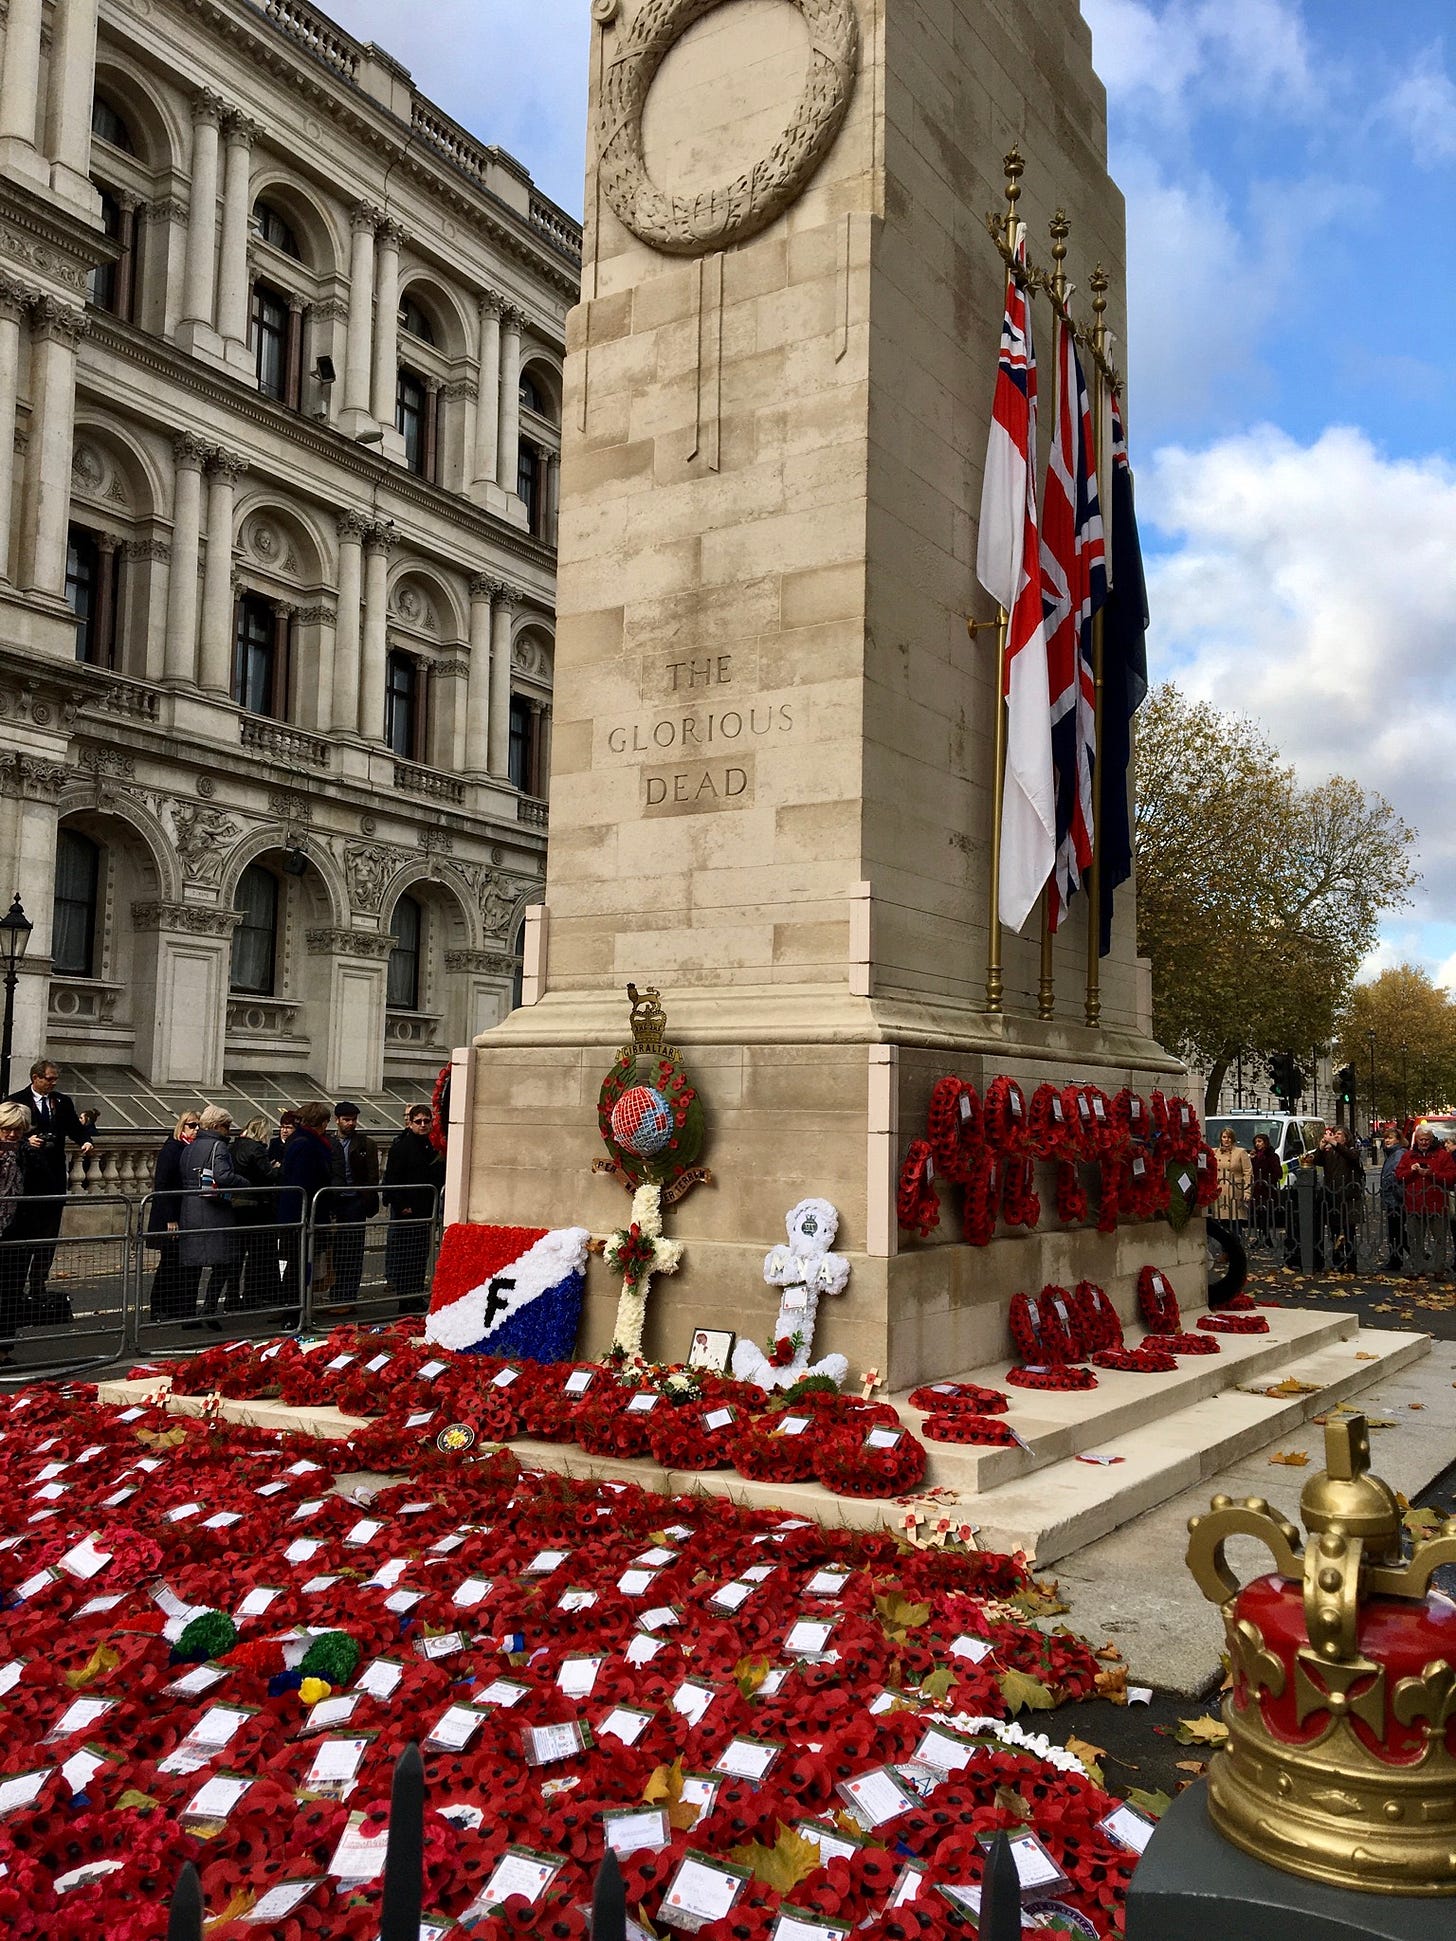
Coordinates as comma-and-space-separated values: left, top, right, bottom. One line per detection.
0, 0, 578, 1121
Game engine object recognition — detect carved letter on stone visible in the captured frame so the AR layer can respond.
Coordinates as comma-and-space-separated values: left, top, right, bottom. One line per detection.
596, 0, 860, 256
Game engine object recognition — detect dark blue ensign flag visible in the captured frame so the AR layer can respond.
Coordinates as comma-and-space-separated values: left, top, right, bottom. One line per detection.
1097, 392, 1149, 959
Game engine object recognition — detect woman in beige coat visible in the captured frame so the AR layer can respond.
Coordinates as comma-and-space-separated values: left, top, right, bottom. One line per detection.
1214, 1125, 1253, 1231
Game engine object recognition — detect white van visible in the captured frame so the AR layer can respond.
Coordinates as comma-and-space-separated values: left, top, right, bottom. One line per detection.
1203, 1112, 1327, 1183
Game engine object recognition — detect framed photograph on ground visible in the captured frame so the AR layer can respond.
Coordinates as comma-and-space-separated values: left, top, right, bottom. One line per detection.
688, 1329, 735, 1372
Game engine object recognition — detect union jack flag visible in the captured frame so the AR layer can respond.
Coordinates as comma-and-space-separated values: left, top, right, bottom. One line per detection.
1041, 317, 1107, 931
975, 228, 1054, 935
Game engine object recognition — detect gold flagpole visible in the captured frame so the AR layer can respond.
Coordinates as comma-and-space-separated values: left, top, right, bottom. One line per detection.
1084, 264, 1110, 1028
979, 148, 1024, 1017
1038, 210, 1071, 1023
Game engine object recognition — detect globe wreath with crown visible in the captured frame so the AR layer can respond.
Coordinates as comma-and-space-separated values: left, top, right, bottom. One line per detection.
1186, 1411, 1456, 1895
596, 983, 708, 1200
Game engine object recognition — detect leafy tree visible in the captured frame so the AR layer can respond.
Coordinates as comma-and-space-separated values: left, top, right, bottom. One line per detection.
1336, 966, 1456, 1124
1134, 685, 1418, 1111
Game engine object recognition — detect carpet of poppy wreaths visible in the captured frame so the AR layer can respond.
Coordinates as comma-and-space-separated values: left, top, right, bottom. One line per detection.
0, 1330, 1147, 1939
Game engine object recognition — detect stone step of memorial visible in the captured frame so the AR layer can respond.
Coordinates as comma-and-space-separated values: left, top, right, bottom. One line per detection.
890, 1304, 1378, 1497
950, 1321, 1430, 1567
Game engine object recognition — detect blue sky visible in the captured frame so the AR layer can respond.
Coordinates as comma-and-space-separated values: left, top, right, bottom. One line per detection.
330, 0, 1456, 980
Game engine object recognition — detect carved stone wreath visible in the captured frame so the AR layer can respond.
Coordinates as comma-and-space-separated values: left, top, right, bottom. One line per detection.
598, 0, 860, 257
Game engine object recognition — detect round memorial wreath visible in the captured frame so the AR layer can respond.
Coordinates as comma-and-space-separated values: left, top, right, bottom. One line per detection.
814, 1421, 927, 1497
1006, 1289, 1097, 1389
1027, 1083, 1074, 1161
983, 1075, 1029, 1152
927, 1076, 984, 1182
1000, 1152, 1041, 1230
896, 1139, 941, 1237
1137, 1263, 1220, 1355
596, 0, 861, 257
907, 1381, 1008, 1416
922, 1412, 1020, 1447
598, 1043, 706, 1191
1198, 1311, 1269, 1335
961, 1147, 999, 1247
1054, 1157, 1088, 1225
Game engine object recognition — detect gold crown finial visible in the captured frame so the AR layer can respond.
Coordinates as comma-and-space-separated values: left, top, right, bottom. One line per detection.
1185, 1410, 1456, 1894
626, 983, 667, 1054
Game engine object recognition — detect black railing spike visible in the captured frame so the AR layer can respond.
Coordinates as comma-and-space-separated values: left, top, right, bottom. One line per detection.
592, 1847, 627, 1941
378, 1741, 425, 1941
166, 1860, 204, 1941
980, 1831, 1022, 1941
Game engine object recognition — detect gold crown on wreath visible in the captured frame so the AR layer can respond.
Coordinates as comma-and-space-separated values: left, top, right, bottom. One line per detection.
625, 982, 670, 1057
1186, 1412, 1456, 1895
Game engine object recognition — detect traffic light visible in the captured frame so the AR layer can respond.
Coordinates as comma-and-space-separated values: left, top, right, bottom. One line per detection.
1335, 1064, 1356, 1106
1268, 1052, 1304, 1109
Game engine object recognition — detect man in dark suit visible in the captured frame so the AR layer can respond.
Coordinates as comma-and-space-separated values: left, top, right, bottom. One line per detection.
324, 1101, 379, 1312
5, 1057, 96, 1323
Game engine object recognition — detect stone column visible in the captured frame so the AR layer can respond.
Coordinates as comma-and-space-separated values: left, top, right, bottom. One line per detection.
358, 520, 392, 742
44, 0, 102, 214
496, 305, 523, 492
114, 191, 141, 322
180, 92, 224, 334
198, 447, 247, 696
421, 373, 441, 483
20, 297, 87, 597
92, 531, 119, 668
537, 702, 553, 802
370, 217, 401, 426
331, 510, 366, 734
284, 296, 305, 408
0, 276, 31, 583
214, 113, 259, 353
164, 432, 208, 683
465, 573, 493, 774
473, 293, 502, 488
340, 202, 377, 431
270, 601, 294, 718
487, 580, 519, 778
0, 0, 47, 186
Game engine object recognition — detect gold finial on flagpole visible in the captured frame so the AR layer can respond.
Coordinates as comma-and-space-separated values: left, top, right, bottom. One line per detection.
1084, 261, 1111, 1028
1002, 147, 1023, 248
1048, 209, 1070, 313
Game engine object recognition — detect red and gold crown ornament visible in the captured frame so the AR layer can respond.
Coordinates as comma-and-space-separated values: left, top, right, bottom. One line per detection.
1187, 1412, 1456, 1895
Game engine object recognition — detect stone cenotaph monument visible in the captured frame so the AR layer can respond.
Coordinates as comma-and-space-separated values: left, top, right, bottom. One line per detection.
454, 0, 1200, 1384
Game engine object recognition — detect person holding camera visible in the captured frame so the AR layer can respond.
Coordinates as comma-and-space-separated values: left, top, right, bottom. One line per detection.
3, 1058, 95, 1324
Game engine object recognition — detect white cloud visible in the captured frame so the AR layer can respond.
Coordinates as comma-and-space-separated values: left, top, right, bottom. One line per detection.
1382, 43, 1456, 164
1082, 0, 1317, 121
1143, 424, 1456, 953
325, 0, 592, 214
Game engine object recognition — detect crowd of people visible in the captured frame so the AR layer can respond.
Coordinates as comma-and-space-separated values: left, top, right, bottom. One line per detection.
0, 1062, 445, 1358
1212, 1117, 1456, 1280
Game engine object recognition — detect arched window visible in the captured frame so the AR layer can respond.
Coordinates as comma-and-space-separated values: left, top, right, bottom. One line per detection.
519, 371, 543, 415
233, 592, 289, 718
253, 199, 301, 260
90, 96, 134, 154
231, 864, 279, 996
52, 830, 101, 978
399, 294, 435, 345
388, 894, 422, 1010
66, 524, 118, 668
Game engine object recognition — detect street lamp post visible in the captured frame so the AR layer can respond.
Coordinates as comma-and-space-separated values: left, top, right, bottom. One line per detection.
1400, 1041, 1409, 1122
1367, 1029, 1377, 1135
0, 894, 33, 1099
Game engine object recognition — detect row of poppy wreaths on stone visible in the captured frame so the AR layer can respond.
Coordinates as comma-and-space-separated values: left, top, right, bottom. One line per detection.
0, 1380, 1144, 1941
900, 1272, 1269, 1446
896, 1078, 1219, 1244
155, 1327, 930, 1501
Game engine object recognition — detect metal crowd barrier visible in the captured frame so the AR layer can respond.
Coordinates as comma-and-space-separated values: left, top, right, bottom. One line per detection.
0, 1184, 442, 1381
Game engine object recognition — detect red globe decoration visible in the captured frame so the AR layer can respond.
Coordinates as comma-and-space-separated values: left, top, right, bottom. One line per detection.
595, 984, 710, 1201
610, 1084, 674, 1157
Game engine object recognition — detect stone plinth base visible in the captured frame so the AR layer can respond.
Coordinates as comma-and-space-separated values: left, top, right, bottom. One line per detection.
462, 988, 1198, 1389
1126, 1783, 1444, 1937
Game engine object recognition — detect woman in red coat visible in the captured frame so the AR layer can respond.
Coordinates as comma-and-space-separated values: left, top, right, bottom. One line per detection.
1395, 1124, 1453, 1278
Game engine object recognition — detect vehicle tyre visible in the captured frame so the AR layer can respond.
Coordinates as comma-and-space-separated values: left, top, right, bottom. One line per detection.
1206, 1217, 1249, 1307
